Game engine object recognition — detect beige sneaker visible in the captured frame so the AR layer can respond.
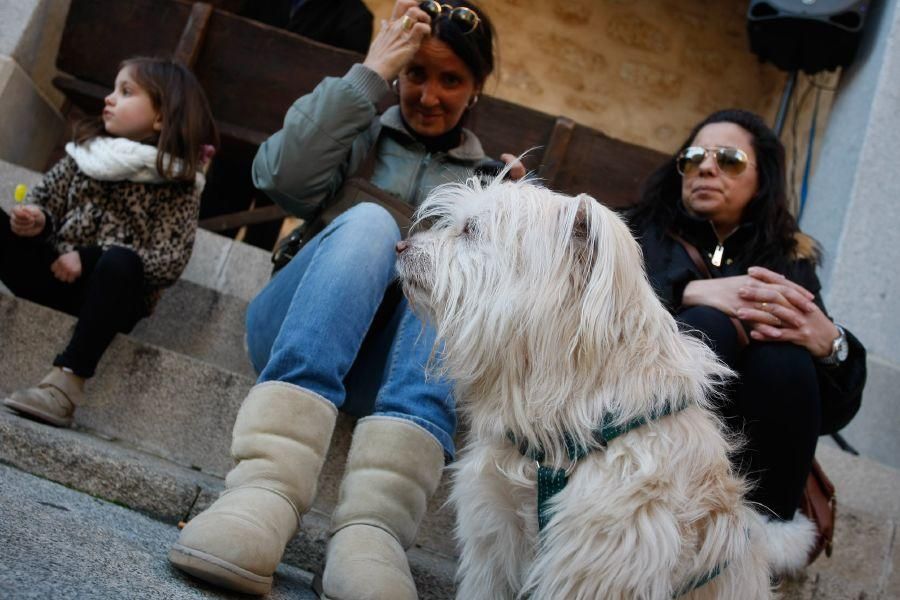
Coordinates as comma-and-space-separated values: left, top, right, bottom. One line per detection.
3, 367, 84, 427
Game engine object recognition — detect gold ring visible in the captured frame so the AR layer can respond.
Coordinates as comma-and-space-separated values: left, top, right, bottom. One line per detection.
401, 15, 414, 31
760, 302, 768, 310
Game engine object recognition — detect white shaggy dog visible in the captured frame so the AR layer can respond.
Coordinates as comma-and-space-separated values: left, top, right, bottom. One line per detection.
396, 178, 815, 599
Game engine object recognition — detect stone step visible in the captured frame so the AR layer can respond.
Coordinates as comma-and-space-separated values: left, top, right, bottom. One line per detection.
0, 410, 456, 599
0, 462, 320, 600
3, 399, 896, 600
0, 292, 457, 560
131, 279, 255, 379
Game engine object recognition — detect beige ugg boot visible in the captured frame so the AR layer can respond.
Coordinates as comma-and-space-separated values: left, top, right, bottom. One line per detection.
320, 416, 445, 600
3, 367, 84, 427
169, 382, 338, 595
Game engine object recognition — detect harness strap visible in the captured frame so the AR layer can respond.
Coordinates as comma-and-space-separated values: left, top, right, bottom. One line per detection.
508, 403, 726, 593
673, 562, 725, 597
511, 406, 674, 531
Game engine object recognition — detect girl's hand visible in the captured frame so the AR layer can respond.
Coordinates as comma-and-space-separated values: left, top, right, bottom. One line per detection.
363, 0, 432, 82
9, 205, 46, 237
51, 251, 82, 283
500, 154, 527, 181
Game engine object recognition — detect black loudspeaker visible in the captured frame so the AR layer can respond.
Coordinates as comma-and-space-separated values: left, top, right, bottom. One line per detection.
747, 0, 870, 73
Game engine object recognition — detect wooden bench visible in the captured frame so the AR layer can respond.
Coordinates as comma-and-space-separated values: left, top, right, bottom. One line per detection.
53, 0, 666, 242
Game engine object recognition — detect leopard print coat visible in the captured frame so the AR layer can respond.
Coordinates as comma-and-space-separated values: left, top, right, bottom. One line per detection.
29, 155, 201, 310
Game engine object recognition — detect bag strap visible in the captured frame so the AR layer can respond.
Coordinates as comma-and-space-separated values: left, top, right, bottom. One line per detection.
350, 121, 382, 181
669, 231, 713, 279
667, 230, 749, 348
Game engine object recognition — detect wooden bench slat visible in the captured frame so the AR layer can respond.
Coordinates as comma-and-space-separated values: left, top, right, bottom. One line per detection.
537, 116, 576, 188
174, 2, 214, 68
199, 204, 287, 231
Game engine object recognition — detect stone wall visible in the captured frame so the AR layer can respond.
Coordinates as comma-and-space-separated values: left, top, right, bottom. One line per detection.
365, 0, 793, 154
0, 0, 68, 170
800, 0, 900, 469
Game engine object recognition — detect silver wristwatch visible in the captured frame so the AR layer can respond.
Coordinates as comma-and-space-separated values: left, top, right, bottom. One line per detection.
819, 324, 849, 366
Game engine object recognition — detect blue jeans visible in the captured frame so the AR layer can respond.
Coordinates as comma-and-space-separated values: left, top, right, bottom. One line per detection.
246, 203, 456, 459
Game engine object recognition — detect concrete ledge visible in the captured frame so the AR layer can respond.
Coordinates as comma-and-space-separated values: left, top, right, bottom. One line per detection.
0, 463, 318, 599
0, 0, 70, 106
132, 279, 255, 378
0, 292, 457, 558
0, 293, 252, 476
0, 55, 64, 170
0, 407, 456, 598
0, 405, 223, 524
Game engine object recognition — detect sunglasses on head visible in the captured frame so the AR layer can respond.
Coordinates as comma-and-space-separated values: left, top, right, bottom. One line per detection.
676, 146, 753, 177
419, 1, 481, 34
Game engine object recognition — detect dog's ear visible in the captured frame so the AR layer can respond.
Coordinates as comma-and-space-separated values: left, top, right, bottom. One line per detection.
569, 194, 598, 281
572, 195, 591, 241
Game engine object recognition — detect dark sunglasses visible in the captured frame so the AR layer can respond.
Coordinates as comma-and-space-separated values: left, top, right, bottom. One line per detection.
676, 146, 753, 177
419, 1, 481, 34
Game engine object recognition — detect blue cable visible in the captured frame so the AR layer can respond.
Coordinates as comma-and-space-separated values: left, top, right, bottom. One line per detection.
799, 87, 822, 220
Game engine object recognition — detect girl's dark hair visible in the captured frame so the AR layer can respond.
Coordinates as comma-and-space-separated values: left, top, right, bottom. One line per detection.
73, 57, 219, 182
630, 108, 816, 271
431, 0, 496, 85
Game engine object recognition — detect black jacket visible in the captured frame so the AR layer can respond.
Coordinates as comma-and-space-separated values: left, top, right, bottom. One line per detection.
633, 208, 866, 435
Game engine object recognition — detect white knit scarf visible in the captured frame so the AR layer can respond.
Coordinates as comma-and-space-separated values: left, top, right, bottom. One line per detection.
65, 137, 205, 190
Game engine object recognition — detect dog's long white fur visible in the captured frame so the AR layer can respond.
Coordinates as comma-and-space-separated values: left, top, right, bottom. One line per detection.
397, 177, 813, 599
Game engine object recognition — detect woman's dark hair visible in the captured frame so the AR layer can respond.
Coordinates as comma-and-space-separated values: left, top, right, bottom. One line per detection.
73, 57, 219, 182
630, 108, 817, 271
431, 0, 496, 86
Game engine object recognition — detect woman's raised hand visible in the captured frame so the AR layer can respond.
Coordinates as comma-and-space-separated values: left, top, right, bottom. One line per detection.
500, 154, 527, 181
363, 0, 432, 82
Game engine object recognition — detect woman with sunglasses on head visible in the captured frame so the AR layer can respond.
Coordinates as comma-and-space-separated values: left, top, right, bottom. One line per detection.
629, 109, 866, 570
169, 1, 518, 598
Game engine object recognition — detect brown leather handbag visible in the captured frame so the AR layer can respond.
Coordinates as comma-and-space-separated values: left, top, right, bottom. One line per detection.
799, 458, 836, 562
668, 231, 836, 565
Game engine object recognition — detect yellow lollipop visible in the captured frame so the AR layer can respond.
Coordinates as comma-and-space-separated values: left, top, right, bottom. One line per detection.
14, 184, 27, 203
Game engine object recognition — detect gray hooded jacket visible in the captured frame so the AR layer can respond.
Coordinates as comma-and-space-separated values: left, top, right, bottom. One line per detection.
252, 63, 493, 219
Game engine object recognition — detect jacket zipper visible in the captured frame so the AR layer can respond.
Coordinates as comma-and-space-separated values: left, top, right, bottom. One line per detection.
709, 222, 739, 267
412, 152, 432, 205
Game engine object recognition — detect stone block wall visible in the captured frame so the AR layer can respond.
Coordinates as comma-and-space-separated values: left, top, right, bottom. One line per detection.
0, 0, 68, 171
366, 0, 789, 153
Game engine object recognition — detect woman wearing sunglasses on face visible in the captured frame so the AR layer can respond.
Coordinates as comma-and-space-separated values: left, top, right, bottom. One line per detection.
629, 109, 866, 560
169, 1, 519, 598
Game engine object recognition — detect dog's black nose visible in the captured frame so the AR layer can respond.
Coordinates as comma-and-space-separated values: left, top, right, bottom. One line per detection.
396, 240, 410, 254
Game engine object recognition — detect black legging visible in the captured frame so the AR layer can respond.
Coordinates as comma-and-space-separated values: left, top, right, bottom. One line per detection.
677, 305, 821, 521
1, 210, 146, 378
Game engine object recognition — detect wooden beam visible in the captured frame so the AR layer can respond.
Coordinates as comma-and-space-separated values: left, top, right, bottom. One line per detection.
537, 116, 575, 188
199, 204, 287, 231
174, 2, 214, 68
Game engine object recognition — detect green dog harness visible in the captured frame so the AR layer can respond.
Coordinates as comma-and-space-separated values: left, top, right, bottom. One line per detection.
508, 405, 727, 597
509, 409, 671, 531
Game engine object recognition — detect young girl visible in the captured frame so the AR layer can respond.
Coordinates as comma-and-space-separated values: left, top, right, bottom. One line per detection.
2, 57, 218, 427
